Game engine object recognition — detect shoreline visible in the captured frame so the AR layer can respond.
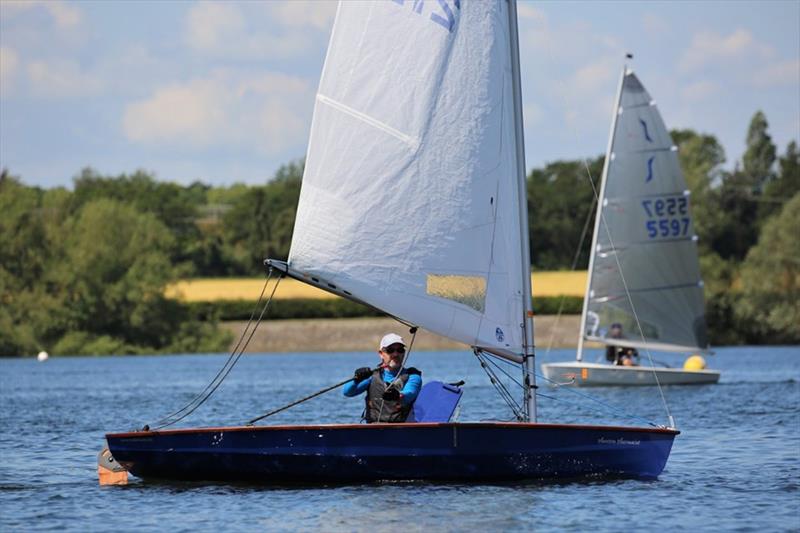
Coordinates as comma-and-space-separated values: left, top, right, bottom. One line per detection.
220, 315, 586, 353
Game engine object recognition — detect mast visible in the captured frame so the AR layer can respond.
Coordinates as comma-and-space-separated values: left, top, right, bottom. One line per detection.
506, 0, 536, 422
576, 59, 628, 362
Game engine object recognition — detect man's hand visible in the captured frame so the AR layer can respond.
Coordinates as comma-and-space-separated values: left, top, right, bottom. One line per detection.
353, 367, 372, 382
382, 387, 401, 401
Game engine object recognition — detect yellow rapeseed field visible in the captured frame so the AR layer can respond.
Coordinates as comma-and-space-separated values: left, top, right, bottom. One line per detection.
166, 271, 587, 302
531, 271, 587, 297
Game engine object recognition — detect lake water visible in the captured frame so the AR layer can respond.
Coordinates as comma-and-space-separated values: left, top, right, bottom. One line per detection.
1, 346, 798, 531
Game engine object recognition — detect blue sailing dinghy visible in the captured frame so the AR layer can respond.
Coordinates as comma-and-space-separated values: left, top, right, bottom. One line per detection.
106, 422, 676, 482
106, 0, 678, 483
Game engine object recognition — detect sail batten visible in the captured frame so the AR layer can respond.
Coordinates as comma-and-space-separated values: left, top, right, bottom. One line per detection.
580, 69, 709, 353
289, 1, 527, 355
316, 94, 420, 148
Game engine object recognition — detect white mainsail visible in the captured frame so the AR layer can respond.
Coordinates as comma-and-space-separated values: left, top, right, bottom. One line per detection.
288, 1, 529, 358
580, 69, 708, 354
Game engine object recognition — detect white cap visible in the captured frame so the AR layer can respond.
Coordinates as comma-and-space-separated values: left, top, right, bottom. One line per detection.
379, 333, 406, 350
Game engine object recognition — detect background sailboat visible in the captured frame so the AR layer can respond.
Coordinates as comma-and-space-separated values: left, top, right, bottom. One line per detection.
106, 2, 678, 482
541, 64, 721, 387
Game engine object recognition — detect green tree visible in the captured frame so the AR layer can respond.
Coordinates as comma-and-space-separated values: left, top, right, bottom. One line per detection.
671, 129, 727, 257
735, 192, 800, 343
759, 140, 800, 222
708, 112, 778, 261
72, 168, 203, 269
221, 160, 303, 274
528, 157, 603, 270
742, 110, 777, 192
0, 174, 72, 354
52, 199, 178, 348
0, 178, 230, 356
671, 129, 726, 191
0, 174, 49, 286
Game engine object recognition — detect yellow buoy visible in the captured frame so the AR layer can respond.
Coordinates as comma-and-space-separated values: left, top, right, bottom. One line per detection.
683, 355, 707, 371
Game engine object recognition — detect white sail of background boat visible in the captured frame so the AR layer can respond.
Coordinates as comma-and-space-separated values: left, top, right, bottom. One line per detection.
541, 65, 720, 387
106, 2, 680, 483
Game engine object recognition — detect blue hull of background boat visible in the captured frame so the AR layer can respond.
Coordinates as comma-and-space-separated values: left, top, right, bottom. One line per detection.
106, 422, 677, 482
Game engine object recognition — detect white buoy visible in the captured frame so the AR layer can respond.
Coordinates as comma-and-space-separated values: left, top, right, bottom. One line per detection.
37, 351, 49, 362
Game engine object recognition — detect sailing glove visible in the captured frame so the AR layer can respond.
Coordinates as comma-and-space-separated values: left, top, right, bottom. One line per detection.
353, 367, 372, 382
382, 388, 401, 401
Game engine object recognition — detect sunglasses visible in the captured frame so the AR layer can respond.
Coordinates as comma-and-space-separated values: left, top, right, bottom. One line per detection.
383, 346, 406, 355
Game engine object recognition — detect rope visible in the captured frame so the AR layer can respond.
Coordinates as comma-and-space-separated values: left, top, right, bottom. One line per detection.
474, 349, 524, 421
479, 347, 661, 427
146, 271, 281, 431
246, 368, 380, 425
482, 351, 525, 390
535, 371, 661, 428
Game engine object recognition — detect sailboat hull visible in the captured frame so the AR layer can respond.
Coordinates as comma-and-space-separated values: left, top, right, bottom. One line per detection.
106, 422, 677, 483
541, 361, 721, 387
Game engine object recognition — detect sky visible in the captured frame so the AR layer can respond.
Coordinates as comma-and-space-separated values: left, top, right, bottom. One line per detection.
1, 0, 798, 188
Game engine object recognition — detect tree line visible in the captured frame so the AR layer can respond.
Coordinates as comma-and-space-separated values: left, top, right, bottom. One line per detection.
0, 111, 797, 355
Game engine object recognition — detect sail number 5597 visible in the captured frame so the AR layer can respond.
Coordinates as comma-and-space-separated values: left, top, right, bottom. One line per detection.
642, 197, 691, 239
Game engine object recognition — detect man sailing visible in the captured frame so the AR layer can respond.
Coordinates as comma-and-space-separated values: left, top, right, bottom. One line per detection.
343, 333, 422, 422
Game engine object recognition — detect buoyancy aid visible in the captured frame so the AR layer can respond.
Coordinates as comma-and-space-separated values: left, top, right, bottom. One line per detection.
365, 367, 421, 423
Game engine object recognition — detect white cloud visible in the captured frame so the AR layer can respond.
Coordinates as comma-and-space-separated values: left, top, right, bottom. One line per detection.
561, 57, 620, 128
571, 60, 616, 93
519, 13, 623, 65
267, 1, 337, 31
523, 102, 543, 132
680, 80, 717, 102
45, 1, 81, 29
0, 0, 81, 28
0, 47, 19, 93
184, 1, 326, 60
753, 59, 800, 88
679, 29, 773, 72
26, 59, 103, 97
1, 1, 87, 97
122, 71, 313, 155
516, 4, 547, 24
514, 11, 623, 140
123, 79, 226, 146
185, 1, 245, 52
642, 13, 669, 36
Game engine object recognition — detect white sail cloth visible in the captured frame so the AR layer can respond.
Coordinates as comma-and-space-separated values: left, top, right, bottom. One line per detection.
584, 71, 708, 353
289, 1, 527, 356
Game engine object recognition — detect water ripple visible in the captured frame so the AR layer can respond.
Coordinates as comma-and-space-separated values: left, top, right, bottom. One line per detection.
0, 346, 798, 531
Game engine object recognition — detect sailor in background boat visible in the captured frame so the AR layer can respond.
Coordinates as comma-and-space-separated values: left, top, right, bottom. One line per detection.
343, 333, 422, 423
605, 323, 640, 366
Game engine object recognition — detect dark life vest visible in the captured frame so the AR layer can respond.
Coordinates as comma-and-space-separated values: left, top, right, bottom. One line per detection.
365, 368, 420, 423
